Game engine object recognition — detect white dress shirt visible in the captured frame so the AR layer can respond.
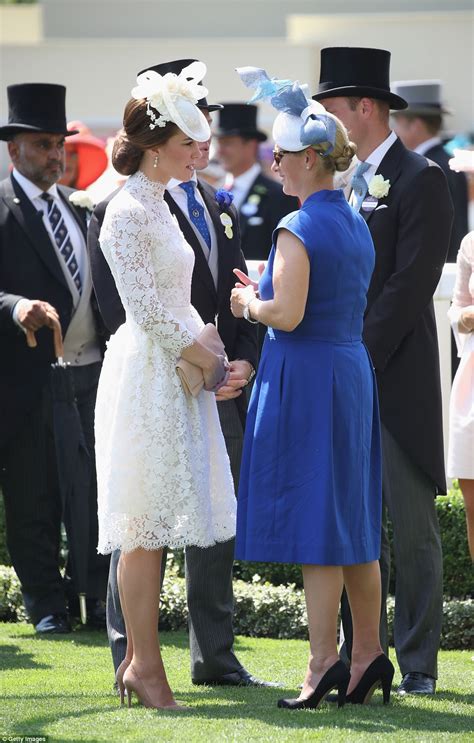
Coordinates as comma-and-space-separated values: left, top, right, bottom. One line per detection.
167, 175, 219, 288
11, 169, 101, 365
414, 136, 443, 157
350, 131, 398, 207
224, 163, 261, 210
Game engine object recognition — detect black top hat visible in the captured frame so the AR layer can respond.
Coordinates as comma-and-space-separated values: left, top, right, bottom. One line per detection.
137, 58, 223, 112
312, 47, 408, 111
0, 83, 78, 141
214, 104, 267, 142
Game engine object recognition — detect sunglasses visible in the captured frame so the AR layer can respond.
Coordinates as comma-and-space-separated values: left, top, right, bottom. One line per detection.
272, 148, 291, 166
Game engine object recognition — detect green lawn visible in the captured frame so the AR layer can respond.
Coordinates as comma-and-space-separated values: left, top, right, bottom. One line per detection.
0, 623, 472, 743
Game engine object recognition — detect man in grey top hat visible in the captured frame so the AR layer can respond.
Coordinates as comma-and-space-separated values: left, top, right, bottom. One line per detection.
391, 80, 468, 263
313, 46, 453, 696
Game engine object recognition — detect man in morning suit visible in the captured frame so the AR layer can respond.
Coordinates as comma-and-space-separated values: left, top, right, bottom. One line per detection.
0, 83, 109, 633
314, 47, 453, 696
88, 59, 276, 688
391, 80, 468, 263
215, 103, 299, 261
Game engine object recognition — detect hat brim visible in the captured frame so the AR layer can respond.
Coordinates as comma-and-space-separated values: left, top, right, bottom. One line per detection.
392, 104, 452, 117
0, 123, 79, 141
66, 139, 108, 190
312, 85, 408, 111
214, 127, 267, 142
198, 102, 223, 112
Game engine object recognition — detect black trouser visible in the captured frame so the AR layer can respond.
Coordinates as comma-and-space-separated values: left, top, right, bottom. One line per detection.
1, 363, 109, 624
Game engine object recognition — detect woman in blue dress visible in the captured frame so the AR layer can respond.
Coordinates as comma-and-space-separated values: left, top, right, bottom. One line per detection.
231, 71, 394, 709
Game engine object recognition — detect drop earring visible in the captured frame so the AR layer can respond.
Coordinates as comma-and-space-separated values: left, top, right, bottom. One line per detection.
153, 154, 159, 168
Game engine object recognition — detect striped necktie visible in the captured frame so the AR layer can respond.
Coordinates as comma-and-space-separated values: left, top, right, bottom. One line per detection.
41, 192, 82, 293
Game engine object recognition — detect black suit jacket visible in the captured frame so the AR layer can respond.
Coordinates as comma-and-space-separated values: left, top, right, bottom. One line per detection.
0, 174, 103, 448
238, 172, 299, 261
424, 142, 468, 262
87, 178, 258, 427
360, 138, 453, 493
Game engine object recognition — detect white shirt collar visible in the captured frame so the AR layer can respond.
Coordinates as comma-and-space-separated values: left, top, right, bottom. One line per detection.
227, 162, 261, 193
12, 168, 59, 202
414, 136, 443, 156
365, 130, 398, 172
167, 172, 198, 192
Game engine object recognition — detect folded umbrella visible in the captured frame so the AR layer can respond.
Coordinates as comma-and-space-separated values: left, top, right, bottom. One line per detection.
27, 322, 91, 624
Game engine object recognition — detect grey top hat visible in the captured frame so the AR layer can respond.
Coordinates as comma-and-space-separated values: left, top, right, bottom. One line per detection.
391, 80, 452, 116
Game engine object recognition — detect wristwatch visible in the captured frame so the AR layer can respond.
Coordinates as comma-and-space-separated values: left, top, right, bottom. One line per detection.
246, 364, 256, 384
243, 297, 258, 324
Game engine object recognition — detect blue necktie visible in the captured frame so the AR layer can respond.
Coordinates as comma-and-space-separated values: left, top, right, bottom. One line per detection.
350, 161, 371, 212
179, 181, 211, 251
41, 192, 82, 293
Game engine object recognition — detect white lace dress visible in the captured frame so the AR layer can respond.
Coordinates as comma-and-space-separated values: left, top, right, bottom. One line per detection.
95, 171, 236, 553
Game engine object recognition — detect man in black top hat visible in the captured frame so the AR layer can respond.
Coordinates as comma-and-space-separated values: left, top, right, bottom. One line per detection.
391, 80, 468, 263
313, 47, 453, 696
88, 59, 277, 688
0, 83, 109, 633
215, 103, 299, 261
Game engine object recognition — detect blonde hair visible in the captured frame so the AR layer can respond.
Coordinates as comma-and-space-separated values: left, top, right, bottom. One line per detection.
312, 112, 356, 174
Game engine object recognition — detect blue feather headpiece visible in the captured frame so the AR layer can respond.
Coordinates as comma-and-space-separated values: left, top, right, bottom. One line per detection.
237, 66, 336, 154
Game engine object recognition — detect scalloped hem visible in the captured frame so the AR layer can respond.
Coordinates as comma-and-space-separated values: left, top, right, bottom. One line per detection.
97, 531, 236, 555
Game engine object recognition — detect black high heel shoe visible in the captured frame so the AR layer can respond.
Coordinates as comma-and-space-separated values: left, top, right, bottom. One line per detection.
277, 660, 350, 710
346, 654, 394, 705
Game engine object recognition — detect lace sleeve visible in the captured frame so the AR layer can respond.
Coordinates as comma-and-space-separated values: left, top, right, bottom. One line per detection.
448, 232, 474, 355
102, 202, 195, 355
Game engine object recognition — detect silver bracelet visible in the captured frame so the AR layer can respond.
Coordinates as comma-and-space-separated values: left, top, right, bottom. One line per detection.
243, 297, 258, 324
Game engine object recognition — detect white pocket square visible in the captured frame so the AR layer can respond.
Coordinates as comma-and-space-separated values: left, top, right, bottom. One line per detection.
375, 204, 388, 211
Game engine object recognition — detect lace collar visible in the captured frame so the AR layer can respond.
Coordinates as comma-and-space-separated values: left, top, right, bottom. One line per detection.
128, 170, 166, 200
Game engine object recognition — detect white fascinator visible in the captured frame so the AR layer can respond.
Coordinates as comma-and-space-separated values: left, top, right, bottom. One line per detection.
132, 61, 211, 142
236, 67, 336, 154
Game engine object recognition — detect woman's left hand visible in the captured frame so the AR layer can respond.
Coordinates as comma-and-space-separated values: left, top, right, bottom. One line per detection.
231, 284, 256, 318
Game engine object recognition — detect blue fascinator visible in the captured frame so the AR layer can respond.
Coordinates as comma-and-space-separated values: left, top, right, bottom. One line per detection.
237, 67, 336, 154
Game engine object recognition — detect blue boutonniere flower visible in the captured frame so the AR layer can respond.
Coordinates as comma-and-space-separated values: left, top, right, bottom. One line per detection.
215, 188, 234, 208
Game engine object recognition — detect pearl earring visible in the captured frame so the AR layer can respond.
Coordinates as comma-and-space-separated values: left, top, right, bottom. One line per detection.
153, 155, 159, 168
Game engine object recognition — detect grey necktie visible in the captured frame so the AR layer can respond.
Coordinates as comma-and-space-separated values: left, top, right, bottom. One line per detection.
350, 161, 371, 212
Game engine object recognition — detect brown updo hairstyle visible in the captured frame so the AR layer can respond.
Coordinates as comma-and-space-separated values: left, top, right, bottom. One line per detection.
311, 112, 357, 174
112, 98, 179, 176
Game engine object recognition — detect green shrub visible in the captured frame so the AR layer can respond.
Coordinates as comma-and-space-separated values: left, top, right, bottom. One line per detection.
0, 497, 10, 567
0, 565, 26, 622
1, 564, 471, 649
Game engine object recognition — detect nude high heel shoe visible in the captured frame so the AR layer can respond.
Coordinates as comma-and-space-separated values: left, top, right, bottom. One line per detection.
123, 666, 187, 710
116, 658, 131, 706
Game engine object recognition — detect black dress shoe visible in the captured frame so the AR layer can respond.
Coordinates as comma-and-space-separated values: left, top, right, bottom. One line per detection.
397, 672, 436, 695
35, 613, 71, 634
192, 668, 282, 688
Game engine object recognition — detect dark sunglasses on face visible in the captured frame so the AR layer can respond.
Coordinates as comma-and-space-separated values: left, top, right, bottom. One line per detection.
272, 148, 291, 165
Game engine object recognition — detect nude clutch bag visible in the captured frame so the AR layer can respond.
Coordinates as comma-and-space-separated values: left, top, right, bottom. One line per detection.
176, 323, 227, 397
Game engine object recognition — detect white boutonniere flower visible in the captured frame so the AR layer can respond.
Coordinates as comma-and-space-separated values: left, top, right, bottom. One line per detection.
69, 191, 95, 211
368, 175, 390, 199
220, 212, 233, 239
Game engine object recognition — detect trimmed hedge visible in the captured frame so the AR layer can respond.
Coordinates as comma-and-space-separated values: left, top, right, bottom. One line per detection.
1, 565, 472, 649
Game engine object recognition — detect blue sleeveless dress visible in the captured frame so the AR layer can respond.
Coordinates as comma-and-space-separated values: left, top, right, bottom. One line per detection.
235, 189, 382, 565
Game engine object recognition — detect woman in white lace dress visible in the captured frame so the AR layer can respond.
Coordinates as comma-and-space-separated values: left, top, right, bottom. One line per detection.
447, 231, 474, 559
95, 65, 236, 709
